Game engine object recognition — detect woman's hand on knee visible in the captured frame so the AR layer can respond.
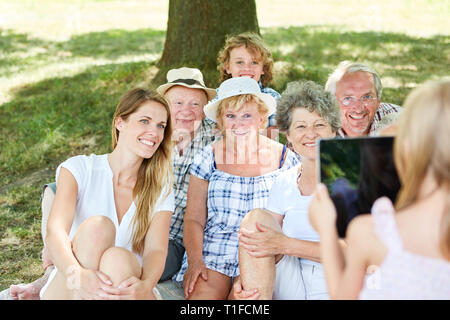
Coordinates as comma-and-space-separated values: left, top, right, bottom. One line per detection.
69, 268, 113, 300
229, 276, 260, 300
182, 260, 208, 299
239, 223, 286, 257
100, 277, 155, 300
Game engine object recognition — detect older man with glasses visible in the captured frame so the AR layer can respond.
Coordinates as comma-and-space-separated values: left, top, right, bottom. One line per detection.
325, 61, 402, 137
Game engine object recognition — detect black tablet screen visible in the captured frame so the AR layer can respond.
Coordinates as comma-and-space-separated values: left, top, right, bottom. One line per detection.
318, 136, 401, 238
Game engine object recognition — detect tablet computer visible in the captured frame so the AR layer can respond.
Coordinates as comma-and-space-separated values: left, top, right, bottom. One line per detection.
317, 136, 401, 238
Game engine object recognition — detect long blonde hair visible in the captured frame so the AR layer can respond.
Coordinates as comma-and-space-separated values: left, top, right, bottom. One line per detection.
112, 88, 173, 254
394, 79, 450, 259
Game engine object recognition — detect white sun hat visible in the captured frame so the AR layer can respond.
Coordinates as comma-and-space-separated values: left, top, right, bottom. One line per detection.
203, 77, 276, 122
156, 67, 217, 101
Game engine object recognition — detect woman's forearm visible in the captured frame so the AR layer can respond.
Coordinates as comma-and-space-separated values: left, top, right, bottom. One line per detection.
44, 168, 80, 278
183, 176, 208, 264
284, 237, 346, 264
284, 237, 321, 262
317, 226, 345, 297
46, 228, 81, 277
141, 249, 168, 288
183, 220, 205, 263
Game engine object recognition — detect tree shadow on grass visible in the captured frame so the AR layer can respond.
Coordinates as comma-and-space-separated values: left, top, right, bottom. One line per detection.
57, 29, 166, 59
0, 27, 165, 57
0, 29, 50, 53
0, 28, 165, 77
0, 27, 166, 170
0, 60, 156, 186
0, 29, 53, 74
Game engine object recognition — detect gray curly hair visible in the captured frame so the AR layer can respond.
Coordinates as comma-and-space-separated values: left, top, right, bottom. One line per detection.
276, 80, 341, 133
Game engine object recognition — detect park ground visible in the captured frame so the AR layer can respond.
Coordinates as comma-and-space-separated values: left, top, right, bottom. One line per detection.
0, 0, 449, 290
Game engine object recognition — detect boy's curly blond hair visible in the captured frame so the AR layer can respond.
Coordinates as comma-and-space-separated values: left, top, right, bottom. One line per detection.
217, 32, 274, 87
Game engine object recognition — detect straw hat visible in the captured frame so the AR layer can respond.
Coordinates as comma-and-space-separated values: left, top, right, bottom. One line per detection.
156, 67, 217, 100
203, 77, 276, 122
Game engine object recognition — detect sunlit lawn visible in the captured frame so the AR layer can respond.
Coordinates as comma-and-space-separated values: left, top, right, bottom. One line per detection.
0, 0, 449, 290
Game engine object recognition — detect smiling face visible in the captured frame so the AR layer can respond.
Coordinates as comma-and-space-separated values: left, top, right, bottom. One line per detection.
221, 101, 264, 140
164, 85, 207, 137
115, 100, 168, 159
286, 107, 335, 160
225, 45, 265, 82
335, 71, 380, 136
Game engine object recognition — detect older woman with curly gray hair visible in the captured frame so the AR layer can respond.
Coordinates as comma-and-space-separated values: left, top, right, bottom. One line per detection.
233, 80, 341, 300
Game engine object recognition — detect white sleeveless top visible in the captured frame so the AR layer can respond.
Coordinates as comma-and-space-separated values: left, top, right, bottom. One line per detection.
57, 154, 174, 264
40, 154, 174, 298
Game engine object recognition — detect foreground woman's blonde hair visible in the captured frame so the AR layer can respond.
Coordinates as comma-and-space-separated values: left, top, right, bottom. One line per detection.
112, 88, 173, 254
394, 79, 450, 259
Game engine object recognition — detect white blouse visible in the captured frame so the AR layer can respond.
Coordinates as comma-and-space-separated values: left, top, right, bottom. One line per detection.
56, 153, 174, 265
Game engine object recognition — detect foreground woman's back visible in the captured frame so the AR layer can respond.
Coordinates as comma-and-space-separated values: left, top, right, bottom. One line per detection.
361, 79, 450, 299
359, 196, 450, 299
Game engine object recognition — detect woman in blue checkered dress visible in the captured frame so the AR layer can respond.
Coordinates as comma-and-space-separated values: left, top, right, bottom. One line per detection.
174, 77, 299, 299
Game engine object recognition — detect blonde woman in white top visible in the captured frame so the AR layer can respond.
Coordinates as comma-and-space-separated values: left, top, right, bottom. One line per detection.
40, 88, 174, 300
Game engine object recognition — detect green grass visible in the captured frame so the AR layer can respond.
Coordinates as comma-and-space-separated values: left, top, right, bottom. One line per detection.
0, 27, 166, 290
1, 0, 449, 291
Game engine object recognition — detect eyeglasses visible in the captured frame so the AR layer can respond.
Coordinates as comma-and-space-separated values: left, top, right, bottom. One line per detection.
340, 95, 378, 107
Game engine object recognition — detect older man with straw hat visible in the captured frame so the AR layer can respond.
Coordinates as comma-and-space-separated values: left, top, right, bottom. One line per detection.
156, 67, 218, 281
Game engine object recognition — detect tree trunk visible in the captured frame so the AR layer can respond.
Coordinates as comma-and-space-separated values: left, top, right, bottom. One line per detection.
155, 0, 259, 87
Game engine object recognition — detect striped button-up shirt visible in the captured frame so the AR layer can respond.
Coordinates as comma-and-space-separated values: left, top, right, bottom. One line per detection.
169, 118, 217, 245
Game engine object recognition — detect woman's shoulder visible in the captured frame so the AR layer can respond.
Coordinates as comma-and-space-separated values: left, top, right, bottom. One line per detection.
346, 214, 386, 265
282, 146, 301, 168
56, 154, 109, 190
270, 164, 299, 195
63, 153, 106, 165
260, 136, 283, 157
261, 138, 299, 168
191, 143, 215, 179
275, 163, 300, 181
348, 214, 375, 237
262, 136, 284, 152
58, 153, 109, 178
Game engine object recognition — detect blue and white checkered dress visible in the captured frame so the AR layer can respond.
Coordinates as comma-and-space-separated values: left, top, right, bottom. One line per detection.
174, 144, 300, 281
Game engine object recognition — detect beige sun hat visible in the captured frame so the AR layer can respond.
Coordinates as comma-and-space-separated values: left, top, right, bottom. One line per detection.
156, 67, 217, 101
203, 77, 276, 122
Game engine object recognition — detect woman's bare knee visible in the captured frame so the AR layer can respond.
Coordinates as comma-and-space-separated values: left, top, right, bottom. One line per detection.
72, 216, 116, 269
73, 216, 115, 246
187, 269, 231, 300
241, 208, 275, 231
99, 247, 141, 287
